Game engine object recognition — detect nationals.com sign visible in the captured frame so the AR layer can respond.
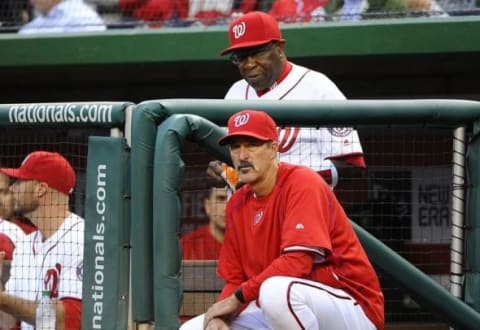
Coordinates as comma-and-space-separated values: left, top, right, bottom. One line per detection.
7, 103, 113, 124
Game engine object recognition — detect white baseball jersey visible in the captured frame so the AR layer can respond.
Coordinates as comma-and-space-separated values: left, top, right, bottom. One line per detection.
6, 213, 84, 330
225, 62, 364, 185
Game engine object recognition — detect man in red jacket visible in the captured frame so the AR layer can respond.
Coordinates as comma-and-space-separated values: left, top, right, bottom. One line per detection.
181, 110, 384, 330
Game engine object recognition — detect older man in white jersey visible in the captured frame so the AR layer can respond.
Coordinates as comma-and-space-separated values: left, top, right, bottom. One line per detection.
210, 11, 365, 190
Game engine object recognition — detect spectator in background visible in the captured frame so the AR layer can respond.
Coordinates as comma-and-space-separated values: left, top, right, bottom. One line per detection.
181, 182, 228, 260
269, 0, 329, 22
0, 151, 84, 330
325, 0, 447, 20
119, 0, 255, 27
324, 0, 366, 20
188, 0, 257, 25
18, 0, 106, 34
118, 0, 189, 27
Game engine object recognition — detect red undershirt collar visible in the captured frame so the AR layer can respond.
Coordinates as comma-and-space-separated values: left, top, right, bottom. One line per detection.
256, 61, 293, 97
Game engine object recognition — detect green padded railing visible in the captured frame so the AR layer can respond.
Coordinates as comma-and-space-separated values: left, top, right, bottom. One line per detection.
130, 99, 480, 329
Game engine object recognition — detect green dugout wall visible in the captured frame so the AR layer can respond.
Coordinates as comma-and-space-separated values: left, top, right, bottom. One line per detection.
2, 17, 480, 66
131, 99, 480, 329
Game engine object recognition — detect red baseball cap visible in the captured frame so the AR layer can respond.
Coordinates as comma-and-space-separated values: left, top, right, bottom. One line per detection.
220, 11, 284, 55
218, 110, 278, 145
0, 151, 76, 195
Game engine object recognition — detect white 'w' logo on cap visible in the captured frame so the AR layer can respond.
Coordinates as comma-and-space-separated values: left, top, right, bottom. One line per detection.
233, 113, 249, 127
232, 22, 246, 39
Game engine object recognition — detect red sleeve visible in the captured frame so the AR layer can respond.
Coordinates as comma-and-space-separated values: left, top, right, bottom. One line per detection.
326, 153, 366, 168
61, 298, 82, 330
241, 252, 314, 302
219, 282, 238, 301
344, 154, 366, 168
219, 254, 314, 306
0, 234, 15, 260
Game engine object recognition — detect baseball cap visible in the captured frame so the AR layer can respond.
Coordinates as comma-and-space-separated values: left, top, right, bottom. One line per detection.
220, 11, 284, 55
0, 151, 76, 195
218, 110, 278, 145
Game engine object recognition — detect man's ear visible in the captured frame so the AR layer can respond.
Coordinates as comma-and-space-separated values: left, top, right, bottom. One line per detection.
36, 182, 49, 197
277, 40, 287, 54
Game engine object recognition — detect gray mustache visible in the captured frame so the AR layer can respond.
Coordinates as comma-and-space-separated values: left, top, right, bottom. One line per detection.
237, 161, 254, 171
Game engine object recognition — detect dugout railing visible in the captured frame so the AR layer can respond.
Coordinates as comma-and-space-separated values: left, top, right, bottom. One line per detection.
0, 102, 133, 330
131, 99, 480, 330
2, 100, 480, 329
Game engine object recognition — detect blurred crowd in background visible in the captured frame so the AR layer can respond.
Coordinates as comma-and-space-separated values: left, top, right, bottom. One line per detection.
0, 0, 479, 33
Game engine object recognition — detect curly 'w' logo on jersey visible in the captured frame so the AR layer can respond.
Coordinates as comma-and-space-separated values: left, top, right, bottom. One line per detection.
44, 263, 62, 298
278, 127, 300, 153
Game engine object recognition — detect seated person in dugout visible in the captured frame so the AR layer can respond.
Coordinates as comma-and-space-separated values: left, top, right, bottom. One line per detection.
0, 151, 84, 330
180, 110, 384, 330
181, 180, 228, 260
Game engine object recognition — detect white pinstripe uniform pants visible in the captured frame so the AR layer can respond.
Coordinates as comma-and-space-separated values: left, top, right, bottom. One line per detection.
180, 276, 376, 330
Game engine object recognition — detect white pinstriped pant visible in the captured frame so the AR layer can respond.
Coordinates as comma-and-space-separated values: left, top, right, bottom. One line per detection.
180, 276, 376, 330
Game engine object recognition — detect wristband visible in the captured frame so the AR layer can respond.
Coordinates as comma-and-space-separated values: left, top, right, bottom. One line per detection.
234, 287, 245, 303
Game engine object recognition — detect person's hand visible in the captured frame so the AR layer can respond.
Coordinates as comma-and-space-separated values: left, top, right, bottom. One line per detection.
206, 161, 226, 186
204, 317, 230, 330
206, 161, 240, 193
203, 294, 241, 329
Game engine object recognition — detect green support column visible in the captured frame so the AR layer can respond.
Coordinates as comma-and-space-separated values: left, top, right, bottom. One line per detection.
465, 120, 480, 313
83, 136, 131, 330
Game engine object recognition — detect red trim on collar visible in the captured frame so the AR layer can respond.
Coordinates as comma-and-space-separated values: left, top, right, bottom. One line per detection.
256, 61, 293, 97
